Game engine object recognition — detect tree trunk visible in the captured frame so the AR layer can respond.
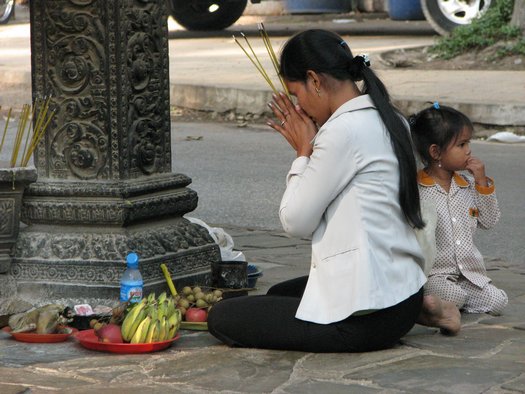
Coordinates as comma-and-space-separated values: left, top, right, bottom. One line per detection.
511, 0, 525, 34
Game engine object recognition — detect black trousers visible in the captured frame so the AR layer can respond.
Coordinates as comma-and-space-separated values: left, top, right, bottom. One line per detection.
208, 276, 424, 353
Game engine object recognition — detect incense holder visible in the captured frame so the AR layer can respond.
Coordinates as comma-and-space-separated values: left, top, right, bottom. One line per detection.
0, 166, 37, 273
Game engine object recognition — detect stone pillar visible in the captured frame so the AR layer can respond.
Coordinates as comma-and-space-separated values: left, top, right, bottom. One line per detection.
8, 0, 220, 301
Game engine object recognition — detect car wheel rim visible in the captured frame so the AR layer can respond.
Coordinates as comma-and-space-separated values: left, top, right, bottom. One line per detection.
437, 0, 492, 25
191, 2, 221, 14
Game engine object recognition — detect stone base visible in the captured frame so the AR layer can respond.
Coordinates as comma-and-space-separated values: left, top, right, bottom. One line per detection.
8, 218, 221, 302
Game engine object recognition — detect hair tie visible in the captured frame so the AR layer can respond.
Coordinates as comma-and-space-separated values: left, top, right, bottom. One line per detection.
433, 101, 440, 109
355, 54, 371, 67
348, 54, 370, 82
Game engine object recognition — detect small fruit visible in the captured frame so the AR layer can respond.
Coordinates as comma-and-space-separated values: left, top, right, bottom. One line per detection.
182, 286, 193, 296
178, 298, 190, 309
194, 291, 205, 300
185, 307, 207, 322
93, 321, 106, 332
195, 299, 208, 308
176, 306, 187, 316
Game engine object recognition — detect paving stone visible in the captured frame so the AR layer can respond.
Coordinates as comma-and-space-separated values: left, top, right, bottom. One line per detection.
404, 324, 524, 358
0, 336, 90, 367
343, 355, 521, 393
479, 303, 525, 327
145, 347, 305, 393
281, 379, 384, 393
501, 375, 525, 393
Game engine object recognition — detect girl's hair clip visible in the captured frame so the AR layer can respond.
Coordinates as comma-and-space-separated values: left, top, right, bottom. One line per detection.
356, 54, 371, 67
408, 115, 417, 126
433, 101, 440, 110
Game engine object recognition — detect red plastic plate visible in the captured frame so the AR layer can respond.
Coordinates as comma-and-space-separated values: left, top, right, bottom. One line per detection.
74, 329, 180, 353
2, 326, 77, 343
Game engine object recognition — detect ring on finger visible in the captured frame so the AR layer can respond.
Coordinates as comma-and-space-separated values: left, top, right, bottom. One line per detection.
280, 120, 287, 126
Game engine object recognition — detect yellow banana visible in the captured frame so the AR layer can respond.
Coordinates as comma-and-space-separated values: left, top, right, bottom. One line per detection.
148, 305, 158, 322
120, 299, 147, 342
166, 296, 176, 318
145, 318, 160, 343
147, 292, 156, 304
167, 309, 181, 339
158, 317, 167, 341
157, 300, 168, 321
165, 317, 173, 341
153, 319, 162, 342
157, 291, 167, 304
130, 315, 151, 344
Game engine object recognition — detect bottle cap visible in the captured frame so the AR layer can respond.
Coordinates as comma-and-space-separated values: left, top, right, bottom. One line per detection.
126, 252, 139, 268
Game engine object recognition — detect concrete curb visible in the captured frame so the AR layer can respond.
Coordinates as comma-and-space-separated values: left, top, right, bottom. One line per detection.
3, 78, 524, 129
171, 83, 525, 127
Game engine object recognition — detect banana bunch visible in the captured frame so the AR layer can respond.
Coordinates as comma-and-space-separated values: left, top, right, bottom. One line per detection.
120, 292, 181, 344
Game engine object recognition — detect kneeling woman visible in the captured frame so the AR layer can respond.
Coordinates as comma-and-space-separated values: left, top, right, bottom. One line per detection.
207, 29, 460, 352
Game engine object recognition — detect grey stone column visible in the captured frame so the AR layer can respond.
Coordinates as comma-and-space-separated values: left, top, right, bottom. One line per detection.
8, 0, 220, 301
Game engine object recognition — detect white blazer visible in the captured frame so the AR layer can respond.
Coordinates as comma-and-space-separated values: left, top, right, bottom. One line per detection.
279, 95, 427, 324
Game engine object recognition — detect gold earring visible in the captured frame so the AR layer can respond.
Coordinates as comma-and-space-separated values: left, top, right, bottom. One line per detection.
315, 87, 321, 97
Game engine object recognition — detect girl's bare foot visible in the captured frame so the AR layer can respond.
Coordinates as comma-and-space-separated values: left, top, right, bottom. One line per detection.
417, 295, 461, 336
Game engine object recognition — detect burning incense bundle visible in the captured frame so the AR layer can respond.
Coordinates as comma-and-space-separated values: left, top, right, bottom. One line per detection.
0, 106, 12, 154
0, 97, 55, 168
233, 23, 290, 98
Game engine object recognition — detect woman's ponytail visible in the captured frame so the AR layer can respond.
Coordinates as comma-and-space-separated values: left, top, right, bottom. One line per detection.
361, 67, 424, 229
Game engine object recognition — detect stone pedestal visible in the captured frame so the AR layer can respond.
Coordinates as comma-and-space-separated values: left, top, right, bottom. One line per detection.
0, 167, 37, 274
6, 0, 220, 302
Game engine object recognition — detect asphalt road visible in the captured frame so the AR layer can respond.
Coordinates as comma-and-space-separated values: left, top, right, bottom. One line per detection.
172, 121, 525, 268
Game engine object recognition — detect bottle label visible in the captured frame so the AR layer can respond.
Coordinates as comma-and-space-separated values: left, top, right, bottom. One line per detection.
120, 284, 143, 303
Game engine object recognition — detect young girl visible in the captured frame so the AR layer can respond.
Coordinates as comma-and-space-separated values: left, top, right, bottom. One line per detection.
410, 104, 508, 315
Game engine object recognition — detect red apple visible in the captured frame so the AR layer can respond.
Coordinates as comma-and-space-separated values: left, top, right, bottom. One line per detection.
185, 307, 207, 322
95, 323, 124, 343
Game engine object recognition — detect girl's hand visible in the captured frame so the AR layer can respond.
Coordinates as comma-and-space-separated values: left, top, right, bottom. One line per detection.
466, 156, 487, 186
267, 92, 317, 157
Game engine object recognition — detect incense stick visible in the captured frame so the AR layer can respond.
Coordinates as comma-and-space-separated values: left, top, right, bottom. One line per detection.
0, 97, 55, 168
233, 35, 278, 95
234, 26, 290, 99
0, 107, 12, 155
10, 104, 30, 167
22, 108, 55, 167
240, 32, 277, 92
20, 100, 39, 168
258, 23, 289, 97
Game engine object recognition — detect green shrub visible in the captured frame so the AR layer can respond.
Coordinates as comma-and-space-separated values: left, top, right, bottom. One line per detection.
430, 0, 525, 59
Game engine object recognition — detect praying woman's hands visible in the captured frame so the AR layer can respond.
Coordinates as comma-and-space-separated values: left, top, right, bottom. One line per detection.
267, 92, 317, 158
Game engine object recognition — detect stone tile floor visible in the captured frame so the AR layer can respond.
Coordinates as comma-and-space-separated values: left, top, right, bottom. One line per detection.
1, 227, 524, 393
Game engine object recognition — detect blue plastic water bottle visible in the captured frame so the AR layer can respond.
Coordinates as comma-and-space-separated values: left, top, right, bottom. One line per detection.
120, 252, 144, 303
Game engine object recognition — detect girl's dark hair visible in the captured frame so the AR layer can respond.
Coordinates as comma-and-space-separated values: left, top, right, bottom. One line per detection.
280, 29, 424, 229
410, 105, 473, 167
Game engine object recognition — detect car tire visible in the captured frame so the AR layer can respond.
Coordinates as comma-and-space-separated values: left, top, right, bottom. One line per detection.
168, 0, 248, 31
421, 0, 493, 36
0, 0, 15, 25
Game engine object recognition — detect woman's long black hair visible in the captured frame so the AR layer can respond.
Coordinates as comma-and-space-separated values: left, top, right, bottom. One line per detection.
279, 29, 424, 229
